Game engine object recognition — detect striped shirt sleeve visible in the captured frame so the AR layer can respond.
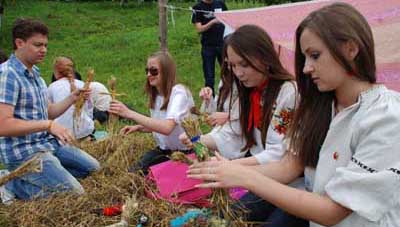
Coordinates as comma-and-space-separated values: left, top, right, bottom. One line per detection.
0, 67, 20, 106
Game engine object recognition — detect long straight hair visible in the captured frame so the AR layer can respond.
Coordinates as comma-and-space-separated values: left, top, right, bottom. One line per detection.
226, 25, 293, 151
145, 51, 177, 110
288, 2, 376, 167
217, 39, 234, 112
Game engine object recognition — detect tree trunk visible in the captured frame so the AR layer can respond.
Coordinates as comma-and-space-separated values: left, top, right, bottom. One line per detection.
159, 0, 168, 52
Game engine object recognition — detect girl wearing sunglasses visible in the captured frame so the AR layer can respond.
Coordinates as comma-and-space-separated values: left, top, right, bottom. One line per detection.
109, 51, 194, 174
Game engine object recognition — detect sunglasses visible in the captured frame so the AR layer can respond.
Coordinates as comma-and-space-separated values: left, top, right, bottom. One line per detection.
145, 67, 159, 76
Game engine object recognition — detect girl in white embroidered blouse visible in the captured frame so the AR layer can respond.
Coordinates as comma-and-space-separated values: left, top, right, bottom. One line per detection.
109, 51, 194, 174
188, 3, 400, 227
183, 25, 305, 226
179, 41, 246, 160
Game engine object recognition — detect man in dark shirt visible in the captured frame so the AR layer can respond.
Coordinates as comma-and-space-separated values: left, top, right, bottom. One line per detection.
192, 0, 227, 96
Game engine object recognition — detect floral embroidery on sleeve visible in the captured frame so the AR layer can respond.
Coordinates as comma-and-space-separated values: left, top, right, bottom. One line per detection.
272, 107, 294, 135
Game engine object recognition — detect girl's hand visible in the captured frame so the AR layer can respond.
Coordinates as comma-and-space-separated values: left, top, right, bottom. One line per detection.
187, 157, 252, 188
120, 125, 142, 135
199, 87, 213, 102
209, 152, 228, 162
206, 112, 229, 126
108, 100, 132, 119
70, 88, 91, 103
179, 132, 194, 149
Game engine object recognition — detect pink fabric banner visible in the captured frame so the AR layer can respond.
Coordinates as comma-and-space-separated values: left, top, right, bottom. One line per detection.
216, 0, 400, 91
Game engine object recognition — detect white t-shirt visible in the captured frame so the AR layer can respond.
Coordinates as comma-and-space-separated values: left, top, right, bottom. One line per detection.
307, 85, 400, 227
48, 78, 94, 139
90, 81, 111, 111
150, 84, 194, 151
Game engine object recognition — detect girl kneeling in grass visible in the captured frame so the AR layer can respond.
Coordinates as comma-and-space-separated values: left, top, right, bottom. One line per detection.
182, 25, 298, 166
182, 25, 306, 226
48, 56, 95, 140
109, 51, 194, 175
189, 3, 400, 227
181, 42, 245, 160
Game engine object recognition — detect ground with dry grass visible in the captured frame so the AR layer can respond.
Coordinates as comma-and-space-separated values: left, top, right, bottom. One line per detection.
0, 131, 207, 226
0, 129, 253, 226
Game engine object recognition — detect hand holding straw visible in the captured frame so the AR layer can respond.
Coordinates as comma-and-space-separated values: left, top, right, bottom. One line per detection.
74, 69, 94, 119
181, 114, 210, 162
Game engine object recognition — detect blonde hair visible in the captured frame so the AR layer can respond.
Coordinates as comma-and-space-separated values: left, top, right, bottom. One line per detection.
54, 56, 76, 92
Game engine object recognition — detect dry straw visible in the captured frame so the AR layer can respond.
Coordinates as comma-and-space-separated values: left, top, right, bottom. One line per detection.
0, 153, 43, 186
107, 76, 119, 136
74, 69, 95, 121
0, 124, 249, 226
180, 110, 246, 224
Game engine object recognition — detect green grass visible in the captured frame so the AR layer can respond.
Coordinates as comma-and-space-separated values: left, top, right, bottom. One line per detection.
0, 0, 268, 114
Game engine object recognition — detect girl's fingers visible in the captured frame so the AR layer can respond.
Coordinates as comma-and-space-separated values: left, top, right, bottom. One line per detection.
120, 128, 127, 135
215, 152, 224, 161
110, 99, 121, 104
189, 161, 208, 170
125, 127, 135, 135
195, 181, 222, 188
187, 172, 217, 181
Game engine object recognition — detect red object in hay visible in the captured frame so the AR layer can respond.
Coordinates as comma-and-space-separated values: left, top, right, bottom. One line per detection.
92, 204, 123, 216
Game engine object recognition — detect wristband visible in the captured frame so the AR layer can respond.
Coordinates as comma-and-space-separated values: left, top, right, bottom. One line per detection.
190, 135, 200, 143
47, 120, 54, 131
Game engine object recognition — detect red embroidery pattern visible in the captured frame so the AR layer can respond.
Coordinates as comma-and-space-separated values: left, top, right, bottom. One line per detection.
333, 151, 339, 160
272, 108, 294, 135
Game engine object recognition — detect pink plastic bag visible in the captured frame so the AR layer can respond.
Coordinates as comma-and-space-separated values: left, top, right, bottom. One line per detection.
146, 154, 212, 206
146, 154, 248, 206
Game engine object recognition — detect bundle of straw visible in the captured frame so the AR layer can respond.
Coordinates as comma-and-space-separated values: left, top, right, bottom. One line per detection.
190, 106, 209, 126
0, 153, 43, 186
107, 76, 119, 135
74, 69, 94, 120
170, 151, 193, 165
182, 111, 243, 224
181, 114, 209, 162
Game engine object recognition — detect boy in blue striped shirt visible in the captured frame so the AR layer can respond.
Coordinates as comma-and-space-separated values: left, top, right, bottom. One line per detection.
0, 18, 100, 200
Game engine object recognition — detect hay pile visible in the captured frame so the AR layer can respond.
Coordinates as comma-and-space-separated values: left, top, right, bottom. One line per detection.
0, 131, 249, 226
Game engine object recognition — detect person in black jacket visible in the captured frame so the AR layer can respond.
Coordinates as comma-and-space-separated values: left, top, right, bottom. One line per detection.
192, 0, 227, 96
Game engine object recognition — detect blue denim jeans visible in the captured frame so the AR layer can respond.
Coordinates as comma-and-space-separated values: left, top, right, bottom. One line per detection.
5, 145, 100, 200
201, 45, 223, 95
233, 192, 309, 227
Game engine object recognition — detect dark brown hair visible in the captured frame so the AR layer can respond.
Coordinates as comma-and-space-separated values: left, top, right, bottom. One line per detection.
12, 18, 49, 50
216, 38, 234, 112
226, 25, 293, 151
145, 51, 177, 110
289, 2, 376, 167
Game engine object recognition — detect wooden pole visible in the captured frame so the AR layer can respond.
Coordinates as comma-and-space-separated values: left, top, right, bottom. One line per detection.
159, 0, 168, 52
